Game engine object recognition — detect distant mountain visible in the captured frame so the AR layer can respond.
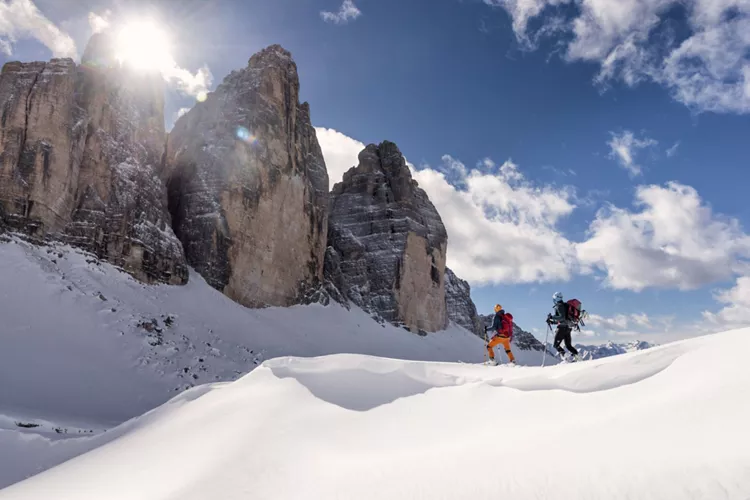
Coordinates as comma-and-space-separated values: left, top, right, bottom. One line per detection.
575, 340, 656, 360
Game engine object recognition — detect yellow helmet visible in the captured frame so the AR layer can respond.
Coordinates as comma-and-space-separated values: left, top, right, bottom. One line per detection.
494, 304, 502, 313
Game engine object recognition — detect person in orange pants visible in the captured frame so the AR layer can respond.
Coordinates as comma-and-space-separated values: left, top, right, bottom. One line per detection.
486, 304, 516, 365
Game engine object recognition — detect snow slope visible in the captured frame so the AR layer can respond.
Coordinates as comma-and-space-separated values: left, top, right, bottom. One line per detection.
1, 327, 748, 499
0, 236, 547, 488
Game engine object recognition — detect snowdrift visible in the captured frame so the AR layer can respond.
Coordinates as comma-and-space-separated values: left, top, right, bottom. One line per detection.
0, 237, 548, 489
0, 237, 518, 427
2, 328, 749, 499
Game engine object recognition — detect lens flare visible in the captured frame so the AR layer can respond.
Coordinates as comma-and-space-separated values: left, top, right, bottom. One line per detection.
196, 91, 208, 102
236, 126, 258, 145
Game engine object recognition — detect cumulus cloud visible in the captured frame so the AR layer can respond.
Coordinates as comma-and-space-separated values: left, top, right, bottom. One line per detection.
576, 182, 750, 291
607, 131, 658, 176
314, 127, 366, 190
703, 276, 750, 329
162, 64, 213, 98
316, 129, 750, 301
412, 156, 578, 285
88, 10, 111, 34
484, 0, 750, 114
321, 0, 362, 25
0, 0, 77, 57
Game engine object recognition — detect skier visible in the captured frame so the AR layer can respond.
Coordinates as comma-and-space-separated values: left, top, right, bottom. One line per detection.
485, 304, 515, 365
547, 292, 581, 362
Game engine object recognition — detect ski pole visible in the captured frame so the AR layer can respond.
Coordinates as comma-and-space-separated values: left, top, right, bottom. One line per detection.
484, 327, 490, 363
542, 322, 552, 367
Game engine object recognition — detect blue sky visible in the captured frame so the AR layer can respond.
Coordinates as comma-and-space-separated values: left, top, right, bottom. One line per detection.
3, 0, 750, 344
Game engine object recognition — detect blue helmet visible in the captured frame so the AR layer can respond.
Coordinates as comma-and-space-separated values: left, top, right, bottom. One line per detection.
552, 292, 564, 303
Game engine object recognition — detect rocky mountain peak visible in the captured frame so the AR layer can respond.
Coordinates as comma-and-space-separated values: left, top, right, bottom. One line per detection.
165, 44, 328, 308
326, 141, 448, 333
445, 268, 484, 336
0, 35, 186, 284
81, 33, 116, 67
248, 44, 295, 68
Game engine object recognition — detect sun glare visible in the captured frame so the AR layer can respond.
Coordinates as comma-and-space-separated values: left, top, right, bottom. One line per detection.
114, 19, 172, 72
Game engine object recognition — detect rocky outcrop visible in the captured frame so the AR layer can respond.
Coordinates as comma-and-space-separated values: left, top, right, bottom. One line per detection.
445, 267, 484, 336
326, 142, 448, 333
0, 34, 187, 284
164, 45, 329, 308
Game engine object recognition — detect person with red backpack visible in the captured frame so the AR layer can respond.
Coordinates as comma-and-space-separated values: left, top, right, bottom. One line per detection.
485, 304, 516, 365
547, 292, 582, 362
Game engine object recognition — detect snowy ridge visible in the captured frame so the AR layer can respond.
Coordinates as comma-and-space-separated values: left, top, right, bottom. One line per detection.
576, 340, 656, 360
1, 328, 749, 499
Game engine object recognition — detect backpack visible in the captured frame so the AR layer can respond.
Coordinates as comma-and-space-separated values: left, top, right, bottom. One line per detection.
500, 312, 514, 337
565, 299, 586, 330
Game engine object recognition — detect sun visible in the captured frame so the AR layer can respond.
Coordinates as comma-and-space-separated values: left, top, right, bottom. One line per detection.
114, 19, 173, 72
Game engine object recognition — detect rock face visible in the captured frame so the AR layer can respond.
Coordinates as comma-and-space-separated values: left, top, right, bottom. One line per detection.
445, 267, 484, 336
326, 142, 448, 333
0, 34, 187, 284
164, 45, 329, 308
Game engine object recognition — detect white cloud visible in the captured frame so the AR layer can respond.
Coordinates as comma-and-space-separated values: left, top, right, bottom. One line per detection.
485, 0, 750, 114
315, 128, 579, 284
176, 107, 191, 119
314, 127, 366, 190
0, 0, 77, 58
412, 156, 578, 285
703, 276, 750, 329
666, 141, 680, 158
321, 0, 362, 25
483, 0, 571, 47
316, 129, 750, 303
162, 64, 213, 98
587, 312, 652, 331
88, 11, 110, 34
587, 313, 630, 330
576, 182, 750, 291
607, 130, 657, 176
0, 37, 11, 55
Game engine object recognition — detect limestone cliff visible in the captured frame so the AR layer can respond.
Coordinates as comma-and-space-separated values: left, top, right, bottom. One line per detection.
445, 267, 484, 336
326, 142, 448, 333
164, 45, 329, 307
0, 34, 187, 284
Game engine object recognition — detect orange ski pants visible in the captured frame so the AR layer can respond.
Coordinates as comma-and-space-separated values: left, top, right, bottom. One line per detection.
487, 335, 515, 362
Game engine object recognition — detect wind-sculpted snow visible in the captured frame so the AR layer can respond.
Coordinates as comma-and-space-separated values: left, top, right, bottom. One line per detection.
2, 328, 748, 499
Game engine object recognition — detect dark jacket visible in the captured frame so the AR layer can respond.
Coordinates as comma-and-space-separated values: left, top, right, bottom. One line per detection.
549, 301, 571, 327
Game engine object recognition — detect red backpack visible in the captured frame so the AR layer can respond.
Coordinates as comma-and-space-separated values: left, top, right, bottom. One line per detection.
566, 299, 585, 329
500, 312, 514, 337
